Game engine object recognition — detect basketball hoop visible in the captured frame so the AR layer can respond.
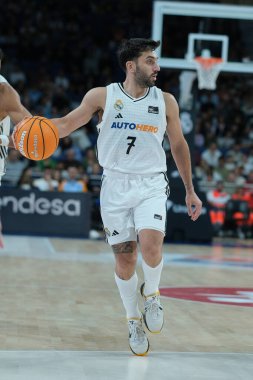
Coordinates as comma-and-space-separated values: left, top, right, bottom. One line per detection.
194, 56, 224, 90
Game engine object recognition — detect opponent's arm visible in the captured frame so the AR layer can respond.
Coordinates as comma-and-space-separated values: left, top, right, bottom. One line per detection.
164, 92, 202, 221
52, 87, 106, 138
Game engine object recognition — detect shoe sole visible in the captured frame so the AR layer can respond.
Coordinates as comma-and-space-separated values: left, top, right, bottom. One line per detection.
129, 340, 150, 356
140, 283, 164, 334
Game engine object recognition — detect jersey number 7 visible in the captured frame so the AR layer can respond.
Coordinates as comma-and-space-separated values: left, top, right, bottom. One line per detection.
126, 136, 136, 154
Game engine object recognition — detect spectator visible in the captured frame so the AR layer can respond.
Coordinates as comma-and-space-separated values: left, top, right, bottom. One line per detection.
245, 170, 253, 187
213, 156, 230, 182
229, 185, 253, 238
206, 180, 230, 235
224, 153, 236, 172
54, 68, 70, 89
33, 168, 59, 191
233, 166, 246, 187
226, 143, 244, 164
17, 167, 34, 190
71, 126, 92, 152
58, 166, 88, 192
201, 142, 222, 168
58, 136, 83, 163
83, 147, 98, 174
60, 148, 83, 170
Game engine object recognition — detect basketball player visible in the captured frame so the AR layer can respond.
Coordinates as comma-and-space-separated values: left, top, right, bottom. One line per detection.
14, 39, 202, 355
0, 48, 31, 246
0, 48, 31, 184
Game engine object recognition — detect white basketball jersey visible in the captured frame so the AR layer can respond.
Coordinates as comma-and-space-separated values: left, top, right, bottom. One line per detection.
97, 83, 167, 175
0, 74, 8, 84
0, 75, 11, 158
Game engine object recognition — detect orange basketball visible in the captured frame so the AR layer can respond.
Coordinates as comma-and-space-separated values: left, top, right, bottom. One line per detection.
15, 116, 59, 160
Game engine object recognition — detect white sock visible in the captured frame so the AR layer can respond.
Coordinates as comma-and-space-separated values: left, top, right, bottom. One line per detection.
142, 258, 163, 296
114, 272, 141, 319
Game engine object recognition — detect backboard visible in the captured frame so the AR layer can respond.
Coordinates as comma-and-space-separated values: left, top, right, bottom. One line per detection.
152, 1, 253, 73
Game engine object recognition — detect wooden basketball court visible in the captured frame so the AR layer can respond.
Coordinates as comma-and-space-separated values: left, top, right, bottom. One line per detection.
0, 235, 252, 379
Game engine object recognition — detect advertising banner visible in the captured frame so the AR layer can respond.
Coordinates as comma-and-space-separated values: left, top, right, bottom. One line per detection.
0, 188, 92, 238
165, 178, 213, 243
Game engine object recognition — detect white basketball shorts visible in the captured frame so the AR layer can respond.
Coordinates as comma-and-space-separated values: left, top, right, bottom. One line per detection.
100, 170, 170, 245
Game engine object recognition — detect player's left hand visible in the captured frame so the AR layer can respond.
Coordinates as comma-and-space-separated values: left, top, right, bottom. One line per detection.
185, 191, 202, 221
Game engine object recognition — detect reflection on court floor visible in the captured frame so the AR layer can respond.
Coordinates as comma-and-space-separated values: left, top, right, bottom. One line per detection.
0, 351, 252, 380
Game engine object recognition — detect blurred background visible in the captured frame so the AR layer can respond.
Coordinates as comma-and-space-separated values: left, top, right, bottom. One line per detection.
0, 0, 253, 243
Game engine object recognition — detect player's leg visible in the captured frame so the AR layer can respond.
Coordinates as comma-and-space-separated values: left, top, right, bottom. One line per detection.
113, 240, 140, 318
112, 240, 149, 356
138, 229, 164, 333
139, 229, 164, 293
100, 175, 141, 318
134, 173, 169, 333
100, 175, 149, 355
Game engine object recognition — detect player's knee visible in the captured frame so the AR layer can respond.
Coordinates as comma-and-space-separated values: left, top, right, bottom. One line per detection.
113, 242, 138, 268
140, 240, 163, 266
141, 237, 162, 254
114, 250, 137, 279
112, 241, 137, 255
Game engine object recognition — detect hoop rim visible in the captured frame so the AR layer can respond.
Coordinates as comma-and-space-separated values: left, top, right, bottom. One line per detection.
194, 56, 224, 68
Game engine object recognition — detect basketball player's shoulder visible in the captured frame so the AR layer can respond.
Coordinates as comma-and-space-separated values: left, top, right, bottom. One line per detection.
0, 80, 8, 94
0, 81, 20, 110
161, 91, 179, 117
0, 75, 9, 92
0, 80, 16, 107
86, 86, 106, 100
161, 90, 176, 101
0, 80, 16, 95
162, 91, 178, 106
83, 86, 107, 111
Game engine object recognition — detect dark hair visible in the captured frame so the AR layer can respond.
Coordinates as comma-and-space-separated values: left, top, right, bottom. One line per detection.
117, 38, 160, 71
0, 48, 4, 61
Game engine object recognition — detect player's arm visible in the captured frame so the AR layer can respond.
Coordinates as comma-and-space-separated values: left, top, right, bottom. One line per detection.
1, 83, 31, 124
164, 92, 202, 221
0, 83, 31, 147
52, 87, 106, 138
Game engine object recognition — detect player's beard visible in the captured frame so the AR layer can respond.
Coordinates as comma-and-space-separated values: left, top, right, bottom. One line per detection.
135, 65, 156, 88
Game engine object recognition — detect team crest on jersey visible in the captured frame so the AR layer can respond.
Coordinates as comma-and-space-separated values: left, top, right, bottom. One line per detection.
114, 99, 124, 111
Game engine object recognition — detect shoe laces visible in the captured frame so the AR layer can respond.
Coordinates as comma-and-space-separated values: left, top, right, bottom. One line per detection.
128, 320, 146, 342
145, 295, 163, 319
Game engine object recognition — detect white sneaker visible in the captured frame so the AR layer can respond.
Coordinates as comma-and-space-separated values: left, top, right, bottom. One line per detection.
128, 317, 149, 356
140, 283, 164, 333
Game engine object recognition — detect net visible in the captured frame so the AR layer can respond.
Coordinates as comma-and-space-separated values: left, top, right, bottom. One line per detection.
194, 57, 224, 90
